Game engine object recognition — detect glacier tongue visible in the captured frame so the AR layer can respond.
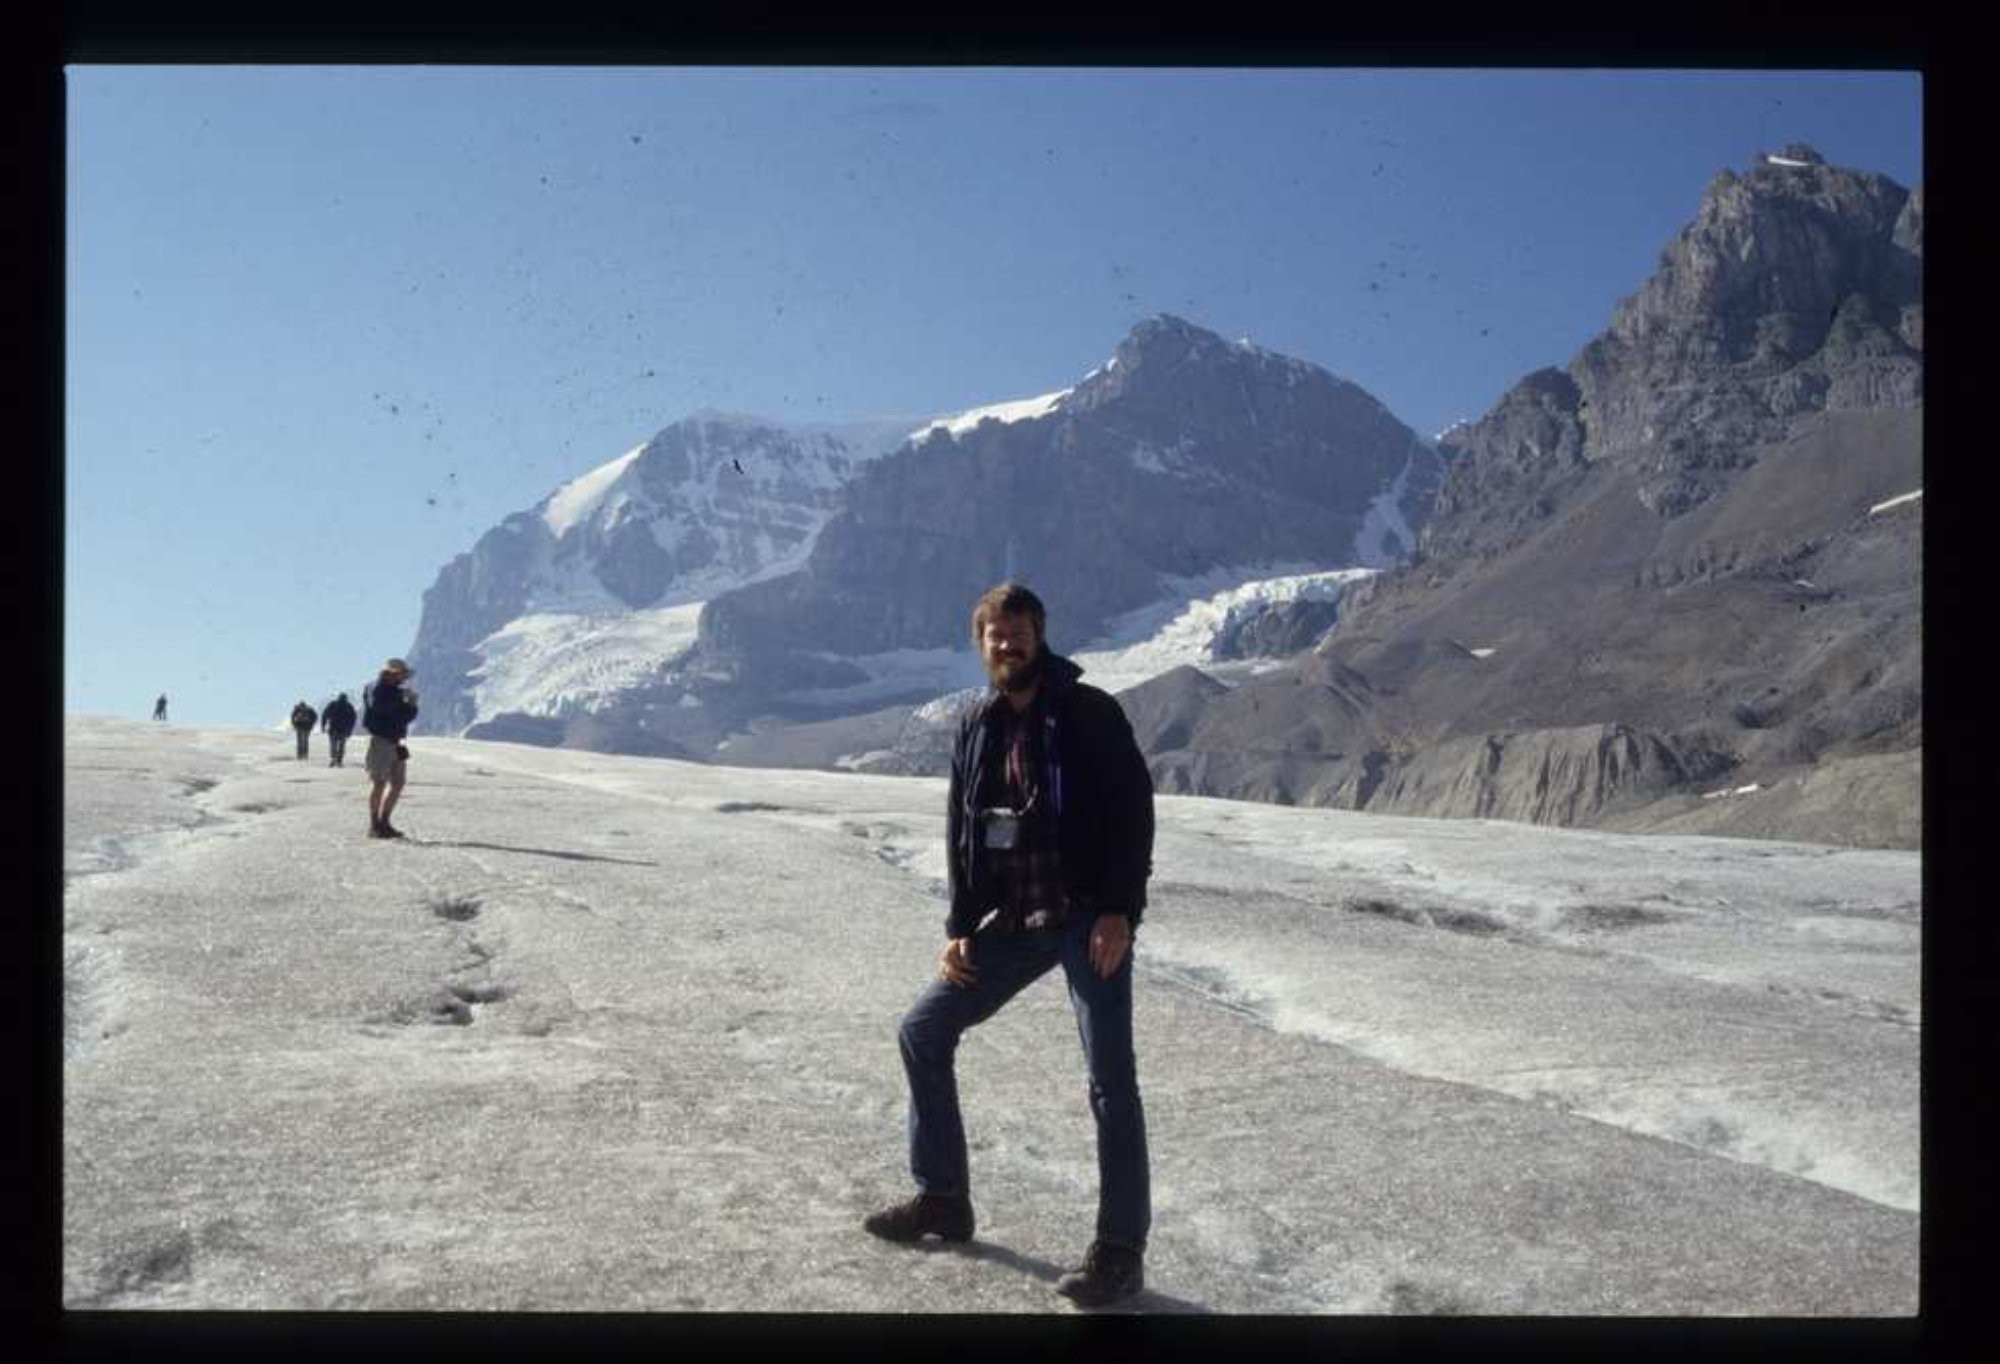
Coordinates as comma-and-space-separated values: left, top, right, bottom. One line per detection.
469, 604, 706, 720
1068, 567, 1379, 695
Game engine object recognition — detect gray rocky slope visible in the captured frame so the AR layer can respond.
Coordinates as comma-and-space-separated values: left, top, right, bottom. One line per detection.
1133, 146, 1922, 848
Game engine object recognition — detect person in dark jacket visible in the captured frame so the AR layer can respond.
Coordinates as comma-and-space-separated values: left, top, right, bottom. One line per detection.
863, 582, 1156, 1309
153, 694, 168, 722
321, 692, 358, 768
361, 659, 418, 839
289, 701, 318, 760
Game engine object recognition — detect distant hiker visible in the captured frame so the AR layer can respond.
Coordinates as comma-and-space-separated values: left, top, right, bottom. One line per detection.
863, 582, 1157, 1309
152, 694, 167, 722
289, 700, 318, 759
321, 691, 358, 768
362, 659, 418, 840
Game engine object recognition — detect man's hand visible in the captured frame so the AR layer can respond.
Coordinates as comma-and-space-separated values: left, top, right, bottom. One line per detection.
939, 936, 977, 988
1089, 913, 1132, 979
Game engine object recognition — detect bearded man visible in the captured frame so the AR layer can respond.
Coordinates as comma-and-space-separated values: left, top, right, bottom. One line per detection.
862, 582, 1156, 1309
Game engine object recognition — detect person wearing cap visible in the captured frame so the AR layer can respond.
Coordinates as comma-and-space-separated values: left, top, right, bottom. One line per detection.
362, 659, 419, 839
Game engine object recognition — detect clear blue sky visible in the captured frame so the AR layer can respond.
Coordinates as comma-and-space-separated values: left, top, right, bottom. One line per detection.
64, 66, 1921, 730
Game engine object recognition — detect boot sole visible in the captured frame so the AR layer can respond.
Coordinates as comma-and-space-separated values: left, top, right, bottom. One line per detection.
863, 1217, 974, 1244
864, 1226, 974, 1244
1055, 1282, 1143, 1307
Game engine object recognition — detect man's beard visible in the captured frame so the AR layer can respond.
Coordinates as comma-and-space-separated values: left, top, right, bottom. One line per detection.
986, 650, 1044, 694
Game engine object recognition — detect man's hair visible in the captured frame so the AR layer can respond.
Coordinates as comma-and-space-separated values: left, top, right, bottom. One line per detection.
971, 582, 1047, 646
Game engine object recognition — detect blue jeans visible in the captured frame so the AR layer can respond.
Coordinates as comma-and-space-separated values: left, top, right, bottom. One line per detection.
896, 913, 1150, 1252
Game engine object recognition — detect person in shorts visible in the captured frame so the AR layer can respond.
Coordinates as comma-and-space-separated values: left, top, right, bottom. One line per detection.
362, 659, 419, 839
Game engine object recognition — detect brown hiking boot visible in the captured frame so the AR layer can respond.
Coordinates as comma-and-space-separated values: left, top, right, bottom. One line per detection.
862, 1193, 974, 1244
1055, 1240, 1144, 1307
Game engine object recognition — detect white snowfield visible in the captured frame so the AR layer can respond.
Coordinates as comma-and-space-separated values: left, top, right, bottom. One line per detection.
1067, 566, 1380, 697
906, 389, 1071, 444
64, 717, 1917, 1313
541, 444, 646, 539
461, 565, 1379, 734
469, 604, 706, 722
1352, 444, 1422, 569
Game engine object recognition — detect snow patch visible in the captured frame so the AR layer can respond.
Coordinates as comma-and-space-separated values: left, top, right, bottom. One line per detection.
1868, 489, 1922, 516
907, 389, 1071, 443
1353, 442, 1422, 567
1070, 566, 1378, 695
913, 688, 984, 726
542, 445, 644, 538
1126, 436, 1205, 478
833, 750, 898, 771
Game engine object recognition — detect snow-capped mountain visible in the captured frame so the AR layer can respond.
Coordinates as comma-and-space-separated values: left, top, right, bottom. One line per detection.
409, 317, 1442, 744
689, 314, 1439, 678
404, 411, 925, 734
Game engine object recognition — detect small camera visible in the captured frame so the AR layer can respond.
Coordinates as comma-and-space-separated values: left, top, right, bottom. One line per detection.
980, 807, 1021, 850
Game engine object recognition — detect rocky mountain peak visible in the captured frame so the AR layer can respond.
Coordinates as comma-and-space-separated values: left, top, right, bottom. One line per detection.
1360, 144, 1925, 613
1069, 313, 1373, 423
1608, 148, 1915, 357
1547, 148, 1925, 516
692, 317, 1438, 683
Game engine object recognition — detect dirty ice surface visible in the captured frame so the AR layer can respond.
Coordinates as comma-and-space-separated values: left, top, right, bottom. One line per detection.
63, 717, 1918, 1313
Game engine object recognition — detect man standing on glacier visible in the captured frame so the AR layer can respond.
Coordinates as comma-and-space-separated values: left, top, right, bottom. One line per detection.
863, 582, 1156, 1309
362, 658, 418, 840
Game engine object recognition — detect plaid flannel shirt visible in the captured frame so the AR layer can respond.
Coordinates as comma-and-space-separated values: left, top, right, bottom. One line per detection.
988, 699, 1071, 932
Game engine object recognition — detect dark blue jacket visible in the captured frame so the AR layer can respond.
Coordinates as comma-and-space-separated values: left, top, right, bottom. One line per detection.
322, 696, 358, 737
946, 653, 1154, 939
362, 677, 418, 741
